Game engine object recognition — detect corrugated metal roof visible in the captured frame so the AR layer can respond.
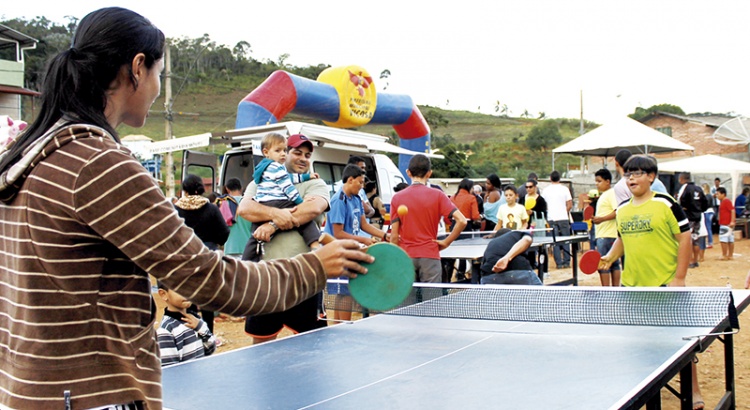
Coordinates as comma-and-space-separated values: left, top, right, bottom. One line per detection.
640, 111, 731, 127
0, 23, 38, 50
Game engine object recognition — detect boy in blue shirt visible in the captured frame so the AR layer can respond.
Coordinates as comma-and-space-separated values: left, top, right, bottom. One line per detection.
324, 164, 389, 321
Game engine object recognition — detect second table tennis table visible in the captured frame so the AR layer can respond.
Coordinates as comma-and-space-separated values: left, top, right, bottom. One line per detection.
440, 233, 589, 285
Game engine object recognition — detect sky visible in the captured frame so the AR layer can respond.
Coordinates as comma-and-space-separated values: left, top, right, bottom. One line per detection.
4, 0, 750, 124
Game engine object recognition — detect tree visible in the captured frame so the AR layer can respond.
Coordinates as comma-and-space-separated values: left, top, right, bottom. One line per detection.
232, 41, 252, 60
525, 120, 562, 151
500, 104, 510, 118
629, 104, 685, 121
422, 109, 449, 131
430, 144, 472, 178
431, 133, 456, 149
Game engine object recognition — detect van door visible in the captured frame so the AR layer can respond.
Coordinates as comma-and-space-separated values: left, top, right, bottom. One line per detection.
182, 150, 218, 194
220, 150, 261, 194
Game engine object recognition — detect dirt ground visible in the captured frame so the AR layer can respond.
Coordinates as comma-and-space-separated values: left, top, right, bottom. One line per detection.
155, 235, 750, 409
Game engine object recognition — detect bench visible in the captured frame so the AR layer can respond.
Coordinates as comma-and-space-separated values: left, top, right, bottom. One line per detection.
735, 217, 750, 239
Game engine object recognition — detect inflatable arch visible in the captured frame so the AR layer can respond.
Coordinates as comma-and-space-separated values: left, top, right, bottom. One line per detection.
235, 65, 431, 175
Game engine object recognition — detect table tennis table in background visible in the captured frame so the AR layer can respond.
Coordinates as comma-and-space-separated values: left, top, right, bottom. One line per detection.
439, 233, 589, 285
162, 285, 748, 410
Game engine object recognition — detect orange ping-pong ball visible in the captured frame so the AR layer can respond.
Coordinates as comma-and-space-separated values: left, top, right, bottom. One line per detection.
397, 205, 408, 217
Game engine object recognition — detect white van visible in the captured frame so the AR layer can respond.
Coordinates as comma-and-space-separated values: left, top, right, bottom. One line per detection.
182, 121, 441, 219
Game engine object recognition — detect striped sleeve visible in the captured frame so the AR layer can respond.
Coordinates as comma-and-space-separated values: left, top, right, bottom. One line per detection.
289, 172, 312, 185
194, 319, 217, 357
73, 142, 327, 317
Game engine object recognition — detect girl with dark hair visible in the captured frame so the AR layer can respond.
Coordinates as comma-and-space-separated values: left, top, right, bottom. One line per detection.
0, 7, 370, 409
452, 178, 481, 231
0, 7, 165, 173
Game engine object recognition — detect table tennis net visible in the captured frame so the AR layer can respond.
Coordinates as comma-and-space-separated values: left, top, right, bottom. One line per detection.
323, 283, 736, 328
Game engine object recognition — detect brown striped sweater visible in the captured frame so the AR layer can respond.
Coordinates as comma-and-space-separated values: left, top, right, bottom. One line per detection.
0, 123, 327, 409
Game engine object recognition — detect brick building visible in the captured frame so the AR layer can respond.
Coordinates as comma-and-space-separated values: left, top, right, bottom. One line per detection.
640, 112, 749, 162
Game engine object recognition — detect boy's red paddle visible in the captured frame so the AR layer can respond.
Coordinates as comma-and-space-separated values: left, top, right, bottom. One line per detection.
579, 250, 601, 275
349, 243, 414, 311
583, 205, 594, 221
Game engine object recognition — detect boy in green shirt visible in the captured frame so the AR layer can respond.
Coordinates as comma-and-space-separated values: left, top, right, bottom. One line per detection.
599, 154, 702, 408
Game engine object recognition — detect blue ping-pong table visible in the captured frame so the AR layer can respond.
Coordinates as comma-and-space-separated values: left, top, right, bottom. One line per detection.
161, 286, 748, 410
440, 234, 589, 285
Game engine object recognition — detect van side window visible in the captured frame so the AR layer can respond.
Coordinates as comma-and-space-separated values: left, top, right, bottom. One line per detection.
391, 175, 405, 188
221, 153, 257, 192
314, 161, 345, 197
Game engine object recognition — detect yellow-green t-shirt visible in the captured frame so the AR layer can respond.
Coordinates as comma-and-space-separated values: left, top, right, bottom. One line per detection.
616, 192, 689, 287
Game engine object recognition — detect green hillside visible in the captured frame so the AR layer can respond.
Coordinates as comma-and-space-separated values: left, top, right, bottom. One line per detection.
3, 15, 590, 183
119, 88, 590, 183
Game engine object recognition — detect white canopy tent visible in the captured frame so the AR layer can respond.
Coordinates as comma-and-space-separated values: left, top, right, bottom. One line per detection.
659, 154, 750, 201
553, 116, 695, 158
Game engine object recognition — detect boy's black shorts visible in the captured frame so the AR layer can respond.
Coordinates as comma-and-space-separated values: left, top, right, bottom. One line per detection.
244, 294, 326, 337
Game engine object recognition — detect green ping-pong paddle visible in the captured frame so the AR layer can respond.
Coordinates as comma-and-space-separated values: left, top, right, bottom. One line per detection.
349, 243, 414, 311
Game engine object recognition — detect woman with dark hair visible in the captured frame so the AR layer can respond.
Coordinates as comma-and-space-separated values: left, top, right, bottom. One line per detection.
0, 7, 370, 409
524, 179, 548, 237
448, 178, 480, 281
175, 174, 230, 251
452, 178, 481, 231
484, 173, 504, 231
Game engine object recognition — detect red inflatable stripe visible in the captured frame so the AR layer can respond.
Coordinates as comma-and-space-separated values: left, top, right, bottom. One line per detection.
244, 71, 297, 119
393, 106, 429, 140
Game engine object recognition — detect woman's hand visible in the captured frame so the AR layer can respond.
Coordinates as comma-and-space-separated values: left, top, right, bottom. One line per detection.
313, 239, 374, 278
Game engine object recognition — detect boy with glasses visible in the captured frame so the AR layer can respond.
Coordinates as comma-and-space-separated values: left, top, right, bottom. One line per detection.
599, 155, 703, 409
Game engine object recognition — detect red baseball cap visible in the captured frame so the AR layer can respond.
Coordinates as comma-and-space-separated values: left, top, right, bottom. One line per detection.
287, 134, 313, 151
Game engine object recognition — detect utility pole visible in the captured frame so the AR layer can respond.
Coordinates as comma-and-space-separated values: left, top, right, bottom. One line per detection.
579, 89, 586, 173
579, 90, 585, 135
163, 45, 175, 198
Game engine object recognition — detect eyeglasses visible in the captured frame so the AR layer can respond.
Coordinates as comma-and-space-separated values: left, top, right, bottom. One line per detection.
623, 170, 647, 179
525, 185, 534, 189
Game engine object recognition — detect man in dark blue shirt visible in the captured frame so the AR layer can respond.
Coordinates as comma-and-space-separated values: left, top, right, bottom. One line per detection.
480, 228, 542, 285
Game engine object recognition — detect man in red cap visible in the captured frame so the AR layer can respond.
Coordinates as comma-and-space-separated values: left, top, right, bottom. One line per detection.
238, 132, 332, 343
241, 132, 322, 261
